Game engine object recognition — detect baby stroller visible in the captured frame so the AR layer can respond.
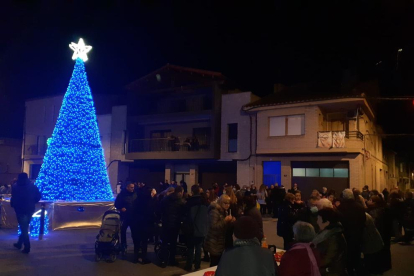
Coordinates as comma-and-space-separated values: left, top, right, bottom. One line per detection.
154, 221, 188, 267
95, 210, 123, 262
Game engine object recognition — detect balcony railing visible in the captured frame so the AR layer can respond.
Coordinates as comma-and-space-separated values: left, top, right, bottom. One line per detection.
344, 131, 364, 140
129, 137, 211, 153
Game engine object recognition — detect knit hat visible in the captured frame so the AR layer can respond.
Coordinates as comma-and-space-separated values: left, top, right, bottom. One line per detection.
234, 216, 259, 240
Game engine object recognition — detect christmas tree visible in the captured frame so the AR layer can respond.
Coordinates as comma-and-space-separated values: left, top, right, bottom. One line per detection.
35, 38, 113, 201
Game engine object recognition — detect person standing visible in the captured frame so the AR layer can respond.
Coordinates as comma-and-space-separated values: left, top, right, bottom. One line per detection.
313, 208, 347, 276
133, 187, 155, 264
184, 185, 209, 272
160, 186, 185, 266
205, 194, 235, 267
257, 184, 268, 216
115, 183, 138, 252
11, 173, 41, 253
288, 183, 300, 194
215, 216, 277, 276
337, 189, 366, 276
277, 193, 297, 250
401, 190, 414, 245
279, 221, 320, 276
244, 195, 264, 242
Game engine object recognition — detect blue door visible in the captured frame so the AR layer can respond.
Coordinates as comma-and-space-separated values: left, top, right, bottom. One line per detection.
263, 161, 281, 187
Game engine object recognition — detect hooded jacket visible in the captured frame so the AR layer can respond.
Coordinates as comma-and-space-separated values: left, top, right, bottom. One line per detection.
11, 180, 41, 215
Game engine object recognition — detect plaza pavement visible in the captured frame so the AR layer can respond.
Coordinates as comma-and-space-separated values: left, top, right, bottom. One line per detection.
0, 217, 413, 276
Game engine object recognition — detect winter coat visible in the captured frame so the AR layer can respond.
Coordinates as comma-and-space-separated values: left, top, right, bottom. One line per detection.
134, 190, 156, 231
313, 223, 347, 276
337, 199, 366, 246
205, 202, 230, 256
114, 189, 137, 220
185, 195, 209, 237
11, 180, 41, 215
277, 201, 297, 238
215, 238, 277, 276
365, 206, 392, 273
279, 243, 321, 276
361, 213, 383, 254
160, 193, 185, 229
244, 207, 264, 241
402, 198, 414, 230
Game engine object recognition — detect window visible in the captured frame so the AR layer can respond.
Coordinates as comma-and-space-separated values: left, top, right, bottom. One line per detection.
292, 168, 306, 177
320, 168, 334, 177
334, 168, 349, 178
269, 115, 305, 136
228, 123, 238, 152
306, 168, 319, 177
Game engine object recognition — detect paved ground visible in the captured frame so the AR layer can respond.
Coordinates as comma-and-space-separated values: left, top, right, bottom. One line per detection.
0, 217, 413, 276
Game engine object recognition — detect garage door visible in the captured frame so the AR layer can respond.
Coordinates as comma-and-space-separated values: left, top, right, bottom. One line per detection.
291, 161, 349, 199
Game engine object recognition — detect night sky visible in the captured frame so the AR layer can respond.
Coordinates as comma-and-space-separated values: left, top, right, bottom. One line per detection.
1, 1, 414, 153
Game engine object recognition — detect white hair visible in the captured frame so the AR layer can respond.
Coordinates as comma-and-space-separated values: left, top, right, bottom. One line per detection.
293, 221, 316, 242
342, 188, 354, 200
317, 198, 333, 210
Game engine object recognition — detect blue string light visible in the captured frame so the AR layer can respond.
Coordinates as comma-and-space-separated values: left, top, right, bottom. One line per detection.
35, 58, 113, 201
18, 210, 49, 237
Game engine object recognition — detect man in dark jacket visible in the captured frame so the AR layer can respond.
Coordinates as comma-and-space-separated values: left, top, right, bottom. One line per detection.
114, 183, 137, 250
160, 186, 185, 266
11, 173, 41, 253
184, 185, 209, 272
337, 189, 366, 276
133, 187, 155, 264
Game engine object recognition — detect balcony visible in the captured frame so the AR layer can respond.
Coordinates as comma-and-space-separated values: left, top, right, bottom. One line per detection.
126, 136, 215, 160
23, 134, 48, 157
345, 131, 364, 140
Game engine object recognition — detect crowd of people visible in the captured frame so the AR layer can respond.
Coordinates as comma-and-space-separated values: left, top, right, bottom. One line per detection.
115, 180, 413, 275
9, 174, 413, 275
277, 184, 414, 276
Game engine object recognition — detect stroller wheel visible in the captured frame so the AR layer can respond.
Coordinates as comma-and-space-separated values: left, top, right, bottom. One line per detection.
95, 253, 102, 262
109, 254, 117, 263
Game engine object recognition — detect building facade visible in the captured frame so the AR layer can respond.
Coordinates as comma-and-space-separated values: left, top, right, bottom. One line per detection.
22, 94, 128, 192
0, 138, 22, 187
125, 64, 237, 191
224, 90, 390, 197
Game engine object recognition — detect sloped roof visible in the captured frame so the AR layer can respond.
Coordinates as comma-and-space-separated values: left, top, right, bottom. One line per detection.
126, 64, 226, 91
243, 82, 367, 110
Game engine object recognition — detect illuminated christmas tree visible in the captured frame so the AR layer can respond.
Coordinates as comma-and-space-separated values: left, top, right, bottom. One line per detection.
35, 38, 113, 201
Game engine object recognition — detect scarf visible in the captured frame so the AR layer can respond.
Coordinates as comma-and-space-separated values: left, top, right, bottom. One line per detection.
290, 243, 321, 276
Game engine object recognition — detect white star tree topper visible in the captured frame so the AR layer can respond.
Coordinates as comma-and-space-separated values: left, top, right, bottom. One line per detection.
69, 38, 92, 62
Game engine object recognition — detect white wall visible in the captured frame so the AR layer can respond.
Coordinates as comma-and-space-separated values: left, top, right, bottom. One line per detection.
220, 92, 254, 160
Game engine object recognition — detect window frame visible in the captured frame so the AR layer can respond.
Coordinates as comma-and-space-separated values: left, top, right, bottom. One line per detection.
269, 114, 305, 137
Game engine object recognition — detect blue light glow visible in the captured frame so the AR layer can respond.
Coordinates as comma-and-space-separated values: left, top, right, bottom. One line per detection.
35, 58, 113, 201
18, 210, 49, 237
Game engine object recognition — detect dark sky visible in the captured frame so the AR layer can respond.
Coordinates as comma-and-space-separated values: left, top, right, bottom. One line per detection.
1, 1, 414, 153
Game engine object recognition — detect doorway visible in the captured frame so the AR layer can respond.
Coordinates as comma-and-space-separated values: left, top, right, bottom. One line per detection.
175, 173, 190, 185
263, 161, 281, 187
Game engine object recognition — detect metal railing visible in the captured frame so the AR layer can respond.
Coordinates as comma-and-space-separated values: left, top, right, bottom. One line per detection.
24, 143, 47, 155
129, 137, 211, 153
345, 131, 364, 140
